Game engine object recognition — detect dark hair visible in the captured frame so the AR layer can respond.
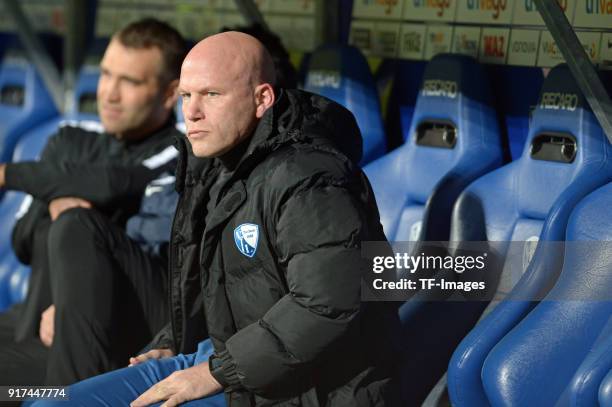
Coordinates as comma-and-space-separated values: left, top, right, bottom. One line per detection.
115, 18, 187, 84
221, 24, 298, 89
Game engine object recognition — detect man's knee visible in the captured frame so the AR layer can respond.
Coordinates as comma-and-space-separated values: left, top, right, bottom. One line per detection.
47, 208, 115, 288
47, 208, 107, 253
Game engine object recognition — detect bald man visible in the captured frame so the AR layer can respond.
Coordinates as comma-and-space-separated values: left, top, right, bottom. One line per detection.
32, 32, 400, 407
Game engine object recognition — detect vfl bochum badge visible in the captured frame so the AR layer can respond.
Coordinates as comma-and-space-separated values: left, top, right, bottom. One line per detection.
234, 223, 259, 258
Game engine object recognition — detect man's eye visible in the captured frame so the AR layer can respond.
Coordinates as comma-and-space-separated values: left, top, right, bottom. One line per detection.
207, 91, 219, 97
181, 93, 190, 100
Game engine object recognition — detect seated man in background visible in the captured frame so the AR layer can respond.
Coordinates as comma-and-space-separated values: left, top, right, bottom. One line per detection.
0, 18, 187, 385
33, 31, 401, 407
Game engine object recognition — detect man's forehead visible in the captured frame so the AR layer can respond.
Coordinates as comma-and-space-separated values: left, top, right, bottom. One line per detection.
180, 55, 244, 89
101, 40, 162, 79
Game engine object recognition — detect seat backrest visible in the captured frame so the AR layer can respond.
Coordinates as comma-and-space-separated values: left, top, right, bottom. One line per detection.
69, 64, 100, 120
0, 66, 102, 309
304, 44, 385, 165
395, 60, 426, 144
365, 53, 503, 243
488, 65, 544, 160
12, 65, 102, 162
0, 189, 31, 311
364, 54, 504, 406
447, 64, 612, 407
481, 181, 612, 406
600, 369, 612, 407
452, 63, 612, 248
0, 57, 59, 162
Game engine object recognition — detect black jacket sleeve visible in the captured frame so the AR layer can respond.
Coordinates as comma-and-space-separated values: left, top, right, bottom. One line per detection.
148, 322, 176, 352
11, 197, 49, 265
4, 130, 176, 207
5, 160, 170, 207
214, 183, 366, 396
8, 129, 176, 263
9, 131, 62, 264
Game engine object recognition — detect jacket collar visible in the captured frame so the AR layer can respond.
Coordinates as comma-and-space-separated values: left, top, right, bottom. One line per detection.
224, 88, 304, 179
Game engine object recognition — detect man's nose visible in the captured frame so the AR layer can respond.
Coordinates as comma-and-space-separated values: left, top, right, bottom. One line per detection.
183, 97, 203, 121
102, 78, 120, 102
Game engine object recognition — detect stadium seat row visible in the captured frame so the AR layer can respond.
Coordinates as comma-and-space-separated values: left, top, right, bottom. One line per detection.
1, 45, 611, 406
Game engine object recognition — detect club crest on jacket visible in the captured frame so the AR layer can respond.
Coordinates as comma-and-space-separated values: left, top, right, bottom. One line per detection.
234, 223, 259, 258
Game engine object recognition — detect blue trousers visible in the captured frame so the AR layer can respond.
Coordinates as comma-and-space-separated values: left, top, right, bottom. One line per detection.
30, 340, 226, 407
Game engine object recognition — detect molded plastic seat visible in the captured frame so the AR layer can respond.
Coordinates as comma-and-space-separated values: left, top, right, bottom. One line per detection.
564, 321, 612, 406
364, 53, 503, 244
363, 53, 504, 405
0, 57, 59, 163
0, 66, 101, 309
601, 369, 612, 407
304, 44, 386, 165
482, 181, 612, 406
447, 64, 612, 407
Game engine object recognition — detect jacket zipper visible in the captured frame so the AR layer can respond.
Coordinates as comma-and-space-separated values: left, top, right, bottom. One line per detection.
168, 190, 184, 352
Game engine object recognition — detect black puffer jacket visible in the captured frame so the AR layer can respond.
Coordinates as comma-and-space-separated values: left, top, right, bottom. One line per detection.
156, 89, 400, 406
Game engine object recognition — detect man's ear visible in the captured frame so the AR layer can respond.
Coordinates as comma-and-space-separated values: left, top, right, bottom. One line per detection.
254, 83, 275, 119
162, 79, 180, 110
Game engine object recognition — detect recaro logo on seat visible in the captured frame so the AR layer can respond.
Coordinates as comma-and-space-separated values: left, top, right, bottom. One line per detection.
306, 70, 341, 89
422, 80, 458, 98
539, 92, 578, 111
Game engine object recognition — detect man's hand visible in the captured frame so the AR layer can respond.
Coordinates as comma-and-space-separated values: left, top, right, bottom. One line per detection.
48, 196, 92, 221
130, 362, 222, 407
39, 305, 55, 347
129, 348, 175, 367
0, 163, 6, 188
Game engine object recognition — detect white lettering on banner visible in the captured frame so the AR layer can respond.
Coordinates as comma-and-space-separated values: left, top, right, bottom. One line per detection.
422, 79, 458, 98
306, 71, 342, 89
539, 92, 579, 111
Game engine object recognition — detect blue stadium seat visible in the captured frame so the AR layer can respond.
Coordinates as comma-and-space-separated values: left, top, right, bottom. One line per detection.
0, 57, 59, 163
447, 64, 612, 407
565, 318, 612, 406
0, 191, 31, 310
7, 258, 29, 306
488, 65, 544, 160
365, 53, 503, 243
363, 53, 504, 405
481, 181, 612, 406
0, 66, 101, 309
70, 65, 100, 119
395, 61, 426, 144
601, 369, 612, 407
304, 44, 386, 165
